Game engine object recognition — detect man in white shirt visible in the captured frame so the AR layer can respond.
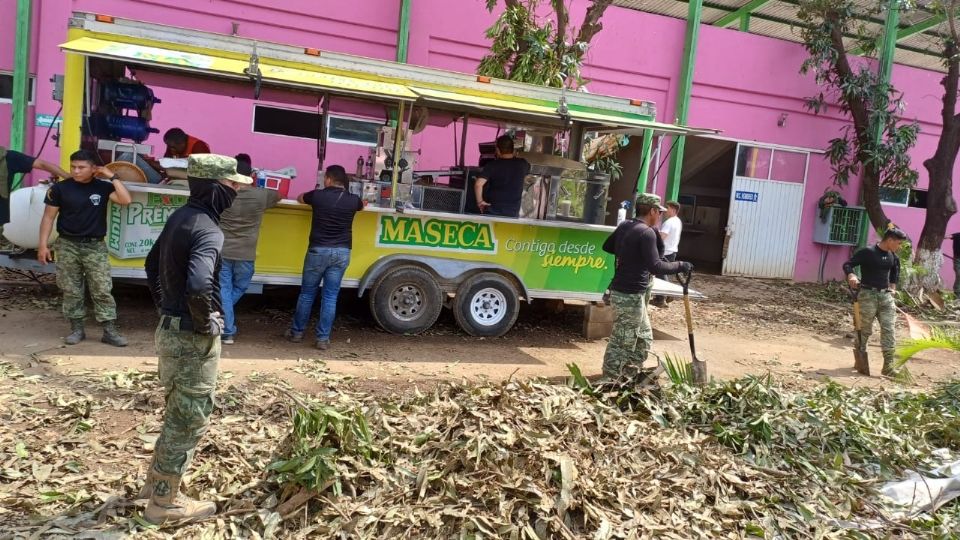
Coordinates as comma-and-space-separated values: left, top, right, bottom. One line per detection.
651, 201, 683, 308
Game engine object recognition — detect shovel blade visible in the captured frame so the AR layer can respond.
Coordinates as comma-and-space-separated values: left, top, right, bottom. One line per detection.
691, 358, 708, 385
854, 348, 870, 376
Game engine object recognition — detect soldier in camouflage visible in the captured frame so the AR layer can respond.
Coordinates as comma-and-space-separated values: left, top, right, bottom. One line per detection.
141, 154, 251, 525
601, 193, 692, 379
37, 150, 132, 346
844, 226, 907, 376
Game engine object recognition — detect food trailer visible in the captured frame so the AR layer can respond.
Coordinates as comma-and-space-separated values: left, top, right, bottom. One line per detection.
3, 13, 712, 337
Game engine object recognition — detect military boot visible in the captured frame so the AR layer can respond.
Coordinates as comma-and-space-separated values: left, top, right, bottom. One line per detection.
881, 352, 898, 377
101, 320, 128, 347
144, 471, 216, 525
136, 463, 206, 504
135, 465, 158, 500
64, 319, 85, 345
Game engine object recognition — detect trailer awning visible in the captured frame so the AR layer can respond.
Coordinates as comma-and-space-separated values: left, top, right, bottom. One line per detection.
409, 86, 716, 136
60, 36, 716, 136
59, 37, 417, 100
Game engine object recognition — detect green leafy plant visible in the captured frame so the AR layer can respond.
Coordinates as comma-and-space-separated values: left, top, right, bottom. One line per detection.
478, 0, 613, 88
896, 327, 960, 366
662, 353, 694, 386
269, 404, 377, 495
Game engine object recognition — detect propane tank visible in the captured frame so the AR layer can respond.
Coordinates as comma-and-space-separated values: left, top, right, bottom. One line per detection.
616, 200, 631, 225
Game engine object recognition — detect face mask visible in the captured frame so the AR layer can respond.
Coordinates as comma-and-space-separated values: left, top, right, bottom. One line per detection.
188, 178, 238, 218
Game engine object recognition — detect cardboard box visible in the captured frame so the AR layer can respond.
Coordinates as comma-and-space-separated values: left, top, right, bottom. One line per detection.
108, 189, 188, 259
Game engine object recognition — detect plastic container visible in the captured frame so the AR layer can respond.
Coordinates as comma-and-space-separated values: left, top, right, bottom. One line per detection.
2, 185, 59, 248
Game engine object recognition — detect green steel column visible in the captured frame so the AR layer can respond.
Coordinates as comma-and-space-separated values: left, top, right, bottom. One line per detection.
665, 0, 702, 202
396, 0, 412, 63
10, 0, 33, 191
11, 0, 32, 153
858, 0, 900, 246
739, 13, 750, 32
635, 129, 654, 193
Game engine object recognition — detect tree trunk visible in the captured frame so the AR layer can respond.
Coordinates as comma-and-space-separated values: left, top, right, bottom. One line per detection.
913, 38, 960, 293
860, 169, 889, 231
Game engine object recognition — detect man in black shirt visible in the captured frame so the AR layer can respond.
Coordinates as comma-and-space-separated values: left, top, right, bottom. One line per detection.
38, 150, 132, 346
474, 134, 530, 218
286, 165, 364, 350
843, 227, 907, 376
1, 146, 70, 225
141, 154, 251, 525
601, 193, 692, 379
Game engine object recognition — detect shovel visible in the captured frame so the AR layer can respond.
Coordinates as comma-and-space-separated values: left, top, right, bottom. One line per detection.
848, 285, 871, 376
680, 271, 708, 384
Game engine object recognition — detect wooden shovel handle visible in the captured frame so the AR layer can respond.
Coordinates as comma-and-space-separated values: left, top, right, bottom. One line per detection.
683, 294, 694, 335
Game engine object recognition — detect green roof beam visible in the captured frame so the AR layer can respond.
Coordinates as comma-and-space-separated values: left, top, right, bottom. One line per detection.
849, 13, 947, 55
896, 13, 946, 40
713, 0, 774, 28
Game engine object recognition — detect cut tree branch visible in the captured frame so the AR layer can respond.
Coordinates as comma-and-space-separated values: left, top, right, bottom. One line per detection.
575, 0, 613, 51
553, 0, 569, 58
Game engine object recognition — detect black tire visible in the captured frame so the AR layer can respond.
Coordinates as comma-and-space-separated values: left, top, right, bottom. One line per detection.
369, 266, 443, 335
453, 273, 520, 337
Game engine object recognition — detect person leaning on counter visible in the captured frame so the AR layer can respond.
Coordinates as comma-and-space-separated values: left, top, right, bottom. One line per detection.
162, 128, 211, 158
474, 134, 530, 218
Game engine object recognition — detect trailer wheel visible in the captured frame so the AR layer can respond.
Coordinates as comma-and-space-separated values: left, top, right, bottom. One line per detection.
453, 273, 520, 337
370, 266, 443, 335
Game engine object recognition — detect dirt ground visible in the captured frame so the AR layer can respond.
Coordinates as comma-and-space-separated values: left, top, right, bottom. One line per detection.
1, 271, 957, 391
2, 271, 959, 536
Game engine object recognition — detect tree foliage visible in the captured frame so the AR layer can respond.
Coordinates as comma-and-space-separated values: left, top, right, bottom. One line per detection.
797, 0, 920, 230
478, 0, 613, 88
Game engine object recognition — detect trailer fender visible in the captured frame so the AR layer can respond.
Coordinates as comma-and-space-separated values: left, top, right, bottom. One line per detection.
357, 254, 530, 302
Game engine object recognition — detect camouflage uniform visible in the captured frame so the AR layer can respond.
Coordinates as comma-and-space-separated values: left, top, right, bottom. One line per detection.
153, 316, 220, 475
602, 290, 653, 378
55, 237, 118, 322
140, 154, 252, 525
857, 288, 897, 370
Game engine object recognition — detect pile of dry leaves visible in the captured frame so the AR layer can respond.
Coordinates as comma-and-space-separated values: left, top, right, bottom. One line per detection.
0, 358, 954, 539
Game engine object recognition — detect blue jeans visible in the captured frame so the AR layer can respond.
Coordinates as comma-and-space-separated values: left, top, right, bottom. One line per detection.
291, 247, 351, 341
219, 259, 255, 338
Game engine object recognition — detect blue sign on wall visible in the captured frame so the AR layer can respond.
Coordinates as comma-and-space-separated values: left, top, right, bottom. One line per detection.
735, 190, 759, 202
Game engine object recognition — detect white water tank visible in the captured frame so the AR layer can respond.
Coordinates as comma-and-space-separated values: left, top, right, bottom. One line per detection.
3, 185, 58, 249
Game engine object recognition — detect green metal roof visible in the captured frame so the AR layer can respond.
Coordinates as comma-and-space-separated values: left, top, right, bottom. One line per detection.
613, 0, 957, 72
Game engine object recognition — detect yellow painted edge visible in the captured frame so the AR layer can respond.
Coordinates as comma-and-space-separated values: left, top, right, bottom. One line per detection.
60, 28, 86, 170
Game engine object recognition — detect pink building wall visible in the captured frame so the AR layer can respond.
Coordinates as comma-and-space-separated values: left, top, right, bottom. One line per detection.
3, 0, 958, 285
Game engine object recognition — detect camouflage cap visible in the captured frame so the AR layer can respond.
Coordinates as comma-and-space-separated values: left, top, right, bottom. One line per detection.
635, 192, 667, 211
186, 154, 253, 184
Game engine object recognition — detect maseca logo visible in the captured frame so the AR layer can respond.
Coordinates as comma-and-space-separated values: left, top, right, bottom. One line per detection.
376, 215, 496, 253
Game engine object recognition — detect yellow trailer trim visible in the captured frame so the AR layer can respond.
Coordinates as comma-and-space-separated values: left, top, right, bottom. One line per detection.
59, 37, 417, 100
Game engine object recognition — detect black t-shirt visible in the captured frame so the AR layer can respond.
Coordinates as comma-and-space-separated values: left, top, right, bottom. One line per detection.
45, 179, 116, 238
602, 220, 683, 294
1, 150, 36, 225
303, 186, 363, 248
843, 244, 900, 289
479, 157, 530, 218
953, 233, 960, 257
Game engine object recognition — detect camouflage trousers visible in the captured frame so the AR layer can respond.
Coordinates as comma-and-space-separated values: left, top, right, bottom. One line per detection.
55, 238, 117, 322
602, 290, 653, 378
857, 289, 897, 364
153, 317, 220, 476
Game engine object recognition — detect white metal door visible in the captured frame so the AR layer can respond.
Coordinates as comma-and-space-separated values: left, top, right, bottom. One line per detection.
722, 144, 808, 279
